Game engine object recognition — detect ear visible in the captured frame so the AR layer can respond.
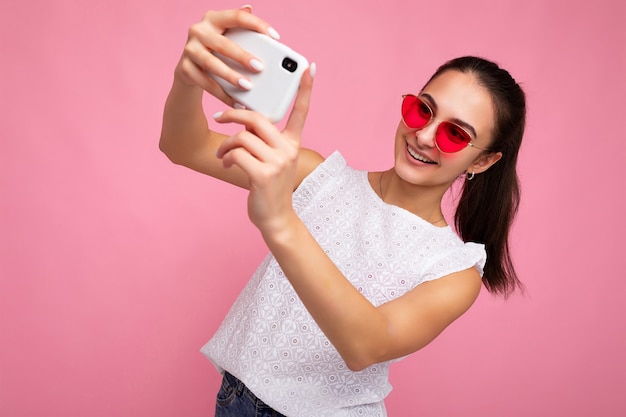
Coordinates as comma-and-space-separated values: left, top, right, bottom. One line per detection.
470, 151, 502, 175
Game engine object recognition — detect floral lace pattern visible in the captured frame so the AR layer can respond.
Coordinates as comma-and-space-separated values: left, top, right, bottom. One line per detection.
202, 151, 486, 417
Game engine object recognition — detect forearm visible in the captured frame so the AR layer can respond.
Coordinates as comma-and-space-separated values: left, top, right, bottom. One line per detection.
261, 213, 392, 371
159, 76, 210, 166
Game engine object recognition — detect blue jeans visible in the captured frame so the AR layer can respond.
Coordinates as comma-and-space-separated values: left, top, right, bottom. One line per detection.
215, 372, 287, 417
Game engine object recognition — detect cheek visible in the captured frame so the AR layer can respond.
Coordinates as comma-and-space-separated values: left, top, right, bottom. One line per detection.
438, 152, 477, 173
395, 121, 408, 136
393, 124, 408, 146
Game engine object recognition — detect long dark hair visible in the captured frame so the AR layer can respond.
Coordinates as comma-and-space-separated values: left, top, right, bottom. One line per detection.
425, 56, 526, 297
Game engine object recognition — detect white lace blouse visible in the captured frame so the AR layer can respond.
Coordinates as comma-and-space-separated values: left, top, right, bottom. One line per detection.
201, 151, 486, 417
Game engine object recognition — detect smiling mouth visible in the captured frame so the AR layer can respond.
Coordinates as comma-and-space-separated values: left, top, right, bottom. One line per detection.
407, 144, 437, 164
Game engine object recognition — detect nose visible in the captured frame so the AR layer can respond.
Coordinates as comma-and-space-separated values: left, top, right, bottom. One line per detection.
414, 121, 438, 149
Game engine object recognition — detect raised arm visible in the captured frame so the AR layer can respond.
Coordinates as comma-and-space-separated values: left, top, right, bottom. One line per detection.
159, 7, 322, 188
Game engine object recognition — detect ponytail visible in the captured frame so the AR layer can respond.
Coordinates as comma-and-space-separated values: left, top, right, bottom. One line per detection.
428, 56, 527, 297
455, 143, 522, 296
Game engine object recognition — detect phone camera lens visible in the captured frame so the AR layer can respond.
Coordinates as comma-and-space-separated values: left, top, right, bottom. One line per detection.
282, 57, 298, 73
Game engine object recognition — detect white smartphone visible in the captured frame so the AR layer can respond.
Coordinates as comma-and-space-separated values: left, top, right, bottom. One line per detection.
211, 28, 309, 123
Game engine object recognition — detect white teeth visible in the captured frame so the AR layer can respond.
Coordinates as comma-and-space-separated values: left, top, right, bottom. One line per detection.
407, 145, 435, 164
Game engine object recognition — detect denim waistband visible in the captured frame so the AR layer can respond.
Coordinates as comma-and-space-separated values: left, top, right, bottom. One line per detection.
223, 371, 286, 415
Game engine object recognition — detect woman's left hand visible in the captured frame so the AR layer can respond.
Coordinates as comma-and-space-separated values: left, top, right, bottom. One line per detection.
213, 65, 315, 235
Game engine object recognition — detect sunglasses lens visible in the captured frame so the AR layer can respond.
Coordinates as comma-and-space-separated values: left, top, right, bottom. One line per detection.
436, 122, 472, 153
402, 95, 431, 129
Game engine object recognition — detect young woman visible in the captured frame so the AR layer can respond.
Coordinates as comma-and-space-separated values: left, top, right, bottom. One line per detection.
160, 7, 526, 417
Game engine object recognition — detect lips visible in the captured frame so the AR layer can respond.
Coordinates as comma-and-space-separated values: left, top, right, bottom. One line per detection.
407, 144, 437, 164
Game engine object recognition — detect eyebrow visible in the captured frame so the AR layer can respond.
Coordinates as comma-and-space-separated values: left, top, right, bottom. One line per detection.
420, 93, 478, 139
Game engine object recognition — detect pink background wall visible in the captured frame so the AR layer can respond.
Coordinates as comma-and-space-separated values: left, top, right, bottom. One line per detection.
1, 0, 624, 416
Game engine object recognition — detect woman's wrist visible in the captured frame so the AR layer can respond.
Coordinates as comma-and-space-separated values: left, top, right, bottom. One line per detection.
258, 210, 304, 250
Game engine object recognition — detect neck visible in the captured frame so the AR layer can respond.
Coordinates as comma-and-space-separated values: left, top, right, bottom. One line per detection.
377, 170, 447, 226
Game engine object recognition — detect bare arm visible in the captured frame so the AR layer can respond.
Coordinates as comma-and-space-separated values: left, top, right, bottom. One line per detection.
159, 8, 323, 188
262, 213, 483, 371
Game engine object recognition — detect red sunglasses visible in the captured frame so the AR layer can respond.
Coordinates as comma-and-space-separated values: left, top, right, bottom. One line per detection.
401, 94, 489, 153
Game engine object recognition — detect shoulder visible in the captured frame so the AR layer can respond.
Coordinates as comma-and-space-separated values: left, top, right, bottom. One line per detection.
295, 148, 326, 187
404, 266, 483, 327
415, 266, 482, 326
419, 229, 488, 280
419, 266, 483, 299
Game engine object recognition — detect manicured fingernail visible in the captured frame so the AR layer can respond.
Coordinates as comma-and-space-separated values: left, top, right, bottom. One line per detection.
212, 111, 224, 119
309, 62, 317, 79
238, 78, 253, 90
240, 4, 253, 12
250, 58, 264, 71
233, 102, 246, 109
267, 27, 280, 40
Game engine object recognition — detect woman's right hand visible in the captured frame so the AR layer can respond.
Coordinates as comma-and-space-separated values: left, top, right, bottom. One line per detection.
175, 6, 280, 106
